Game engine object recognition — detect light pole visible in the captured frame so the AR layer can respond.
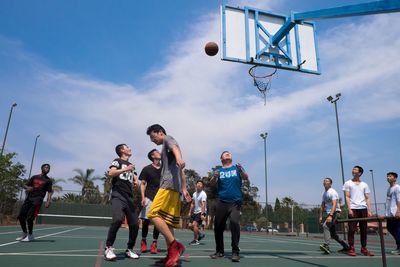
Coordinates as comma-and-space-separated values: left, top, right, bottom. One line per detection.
260, 132, 268, 229
28, 135, 40, 179
327, 93, 346, 239
369, 169, 378, 215
1, 102, 17, 156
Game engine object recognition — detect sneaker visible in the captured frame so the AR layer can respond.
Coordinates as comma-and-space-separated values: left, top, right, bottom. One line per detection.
348, 246, 356, 257
319, 244, 331, 254
104, 246, 117, 261
189, 240, 200, 245
15, 233, 27, 241
198, 233, 205, 241
390, 248, 400, 255
141, 239, 147, 253
150, 241, 158, 254
155, 256, 168, 266
125, 249, 139, 259
210, 252, 225, 259
164, 240, 185, 267
231, 252, 240, 262
21, 234, 34, 242
361, 247, 374, 256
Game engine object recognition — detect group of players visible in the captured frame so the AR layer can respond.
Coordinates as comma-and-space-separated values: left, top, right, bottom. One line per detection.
14, 124, 400, 265
319, 166, 400, 256
16, 124, 250, 267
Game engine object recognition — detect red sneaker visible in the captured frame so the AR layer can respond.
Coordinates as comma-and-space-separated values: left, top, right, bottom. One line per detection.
348, 246, 356, 257
164, 240, 185, 267
151, 241, 158, 254
155, 256, 168, 266
361, 247, 374, 256
141, 239, 147, 253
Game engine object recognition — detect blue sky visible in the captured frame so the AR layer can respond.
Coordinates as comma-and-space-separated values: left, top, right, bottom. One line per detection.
1, 0, 399, 207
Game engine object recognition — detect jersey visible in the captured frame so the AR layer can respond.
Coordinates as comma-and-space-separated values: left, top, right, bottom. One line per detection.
342, 179, 370, 209
26, 174, 53, 203
160, 135, 181, 191
139, 164, 161, 201
217, 165, 243, 204
322, 188, 341, 215
385, 183, 400, 217
109, 158, 135, 199
192, 190, 207, 214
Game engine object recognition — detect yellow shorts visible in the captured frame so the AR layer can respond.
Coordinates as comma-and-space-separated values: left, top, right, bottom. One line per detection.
148, 188, 181, 228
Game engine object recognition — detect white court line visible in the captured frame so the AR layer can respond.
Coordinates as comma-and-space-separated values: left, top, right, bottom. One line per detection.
0, 227, 85, 247
0, 252, 396, 259
0, 226, 66, 235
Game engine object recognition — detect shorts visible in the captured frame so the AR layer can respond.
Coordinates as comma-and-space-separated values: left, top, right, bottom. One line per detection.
148, 188, 181, 228
190, 213, 204, 225
140, 197, 153, 220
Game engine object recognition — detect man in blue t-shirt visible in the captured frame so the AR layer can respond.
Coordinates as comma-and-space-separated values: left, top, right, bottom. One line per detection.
209, 151, 249, 263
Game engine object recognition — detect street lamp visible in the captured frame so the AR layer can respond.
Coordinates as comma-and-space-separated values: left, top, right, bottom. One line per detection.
27, 135, 40, 179
327, 93, 346, 239
0, 102, 17, 156
260, 132, 268, 229
369, 169, 378, 215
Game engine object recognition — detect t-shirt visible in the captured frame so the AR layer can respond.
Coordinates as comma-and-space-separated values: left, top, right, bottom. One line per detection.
385, 184, 400, 217
139, 164, 161, 201
217, 165, 243, 204
109, 158, 135, 199
192, 190, 207, 214
26, 174, 53, 203
322, 188, 341, 215
342, 179, 370, 209
160, 135, 181, 191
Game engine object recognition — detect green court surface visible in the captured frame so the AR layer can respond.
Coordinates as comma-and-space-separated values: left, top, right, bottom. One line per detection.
0, 225, 399, 267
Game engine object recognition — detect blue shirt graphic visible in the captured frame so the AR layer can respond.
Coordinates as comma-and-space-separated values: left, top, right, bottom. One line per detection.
217, 165, 243, 203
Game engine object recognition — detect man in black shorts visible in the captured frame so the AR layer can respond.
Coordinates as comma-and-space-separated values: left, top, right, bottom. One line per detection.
188, 180, 207, 245
104, 144, 140, 261
16, 163, 53, 242
139, 149, 161, 254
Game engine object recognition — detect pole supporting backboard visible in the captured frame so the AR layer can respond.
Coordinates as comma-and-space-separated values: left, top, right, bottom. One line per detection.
221, 4, 321, 74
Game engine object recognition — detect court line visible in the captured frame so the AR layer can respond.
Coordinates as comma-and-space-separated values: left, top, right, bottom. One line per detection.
0, 227, 85, 247
0, 226, 66, 235
95, 241, 104, 267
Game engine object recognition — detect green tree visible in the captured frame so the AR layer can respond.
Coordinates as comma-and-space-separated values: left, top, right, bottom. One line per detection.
69, 168, 101, 203
0, 153, 25, 215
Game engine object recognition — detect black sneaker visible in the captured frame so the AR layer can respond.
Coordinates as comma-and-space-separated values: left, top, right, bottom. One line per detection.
231, 252, 240, 262
210, 252, 224, 259
338, 247, 350, 253
319, 244, 330, 254
198, 233, 205, 241
189, 240, 200, 245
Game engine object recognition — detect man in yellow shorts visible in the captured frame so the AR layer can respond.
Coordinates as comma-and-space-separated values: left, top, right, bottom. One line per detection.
146, 124, 191, 267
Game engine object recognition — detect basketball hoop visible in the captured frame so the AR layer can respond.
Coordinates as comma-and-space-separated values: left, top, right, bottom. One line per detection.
248, 65, 277, 105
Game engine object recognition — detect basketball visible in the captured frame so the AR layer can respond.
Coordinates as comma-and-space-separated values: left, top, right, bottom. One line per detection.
205, 42, 219, 56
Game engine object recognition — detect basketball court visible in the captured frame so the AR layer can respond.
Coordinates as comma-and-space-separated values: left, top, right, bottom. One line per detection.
0, 224, 398, 267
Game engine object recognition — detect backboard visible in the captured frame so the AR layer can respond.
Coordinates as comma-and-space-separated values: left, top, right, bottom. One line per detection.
221, 4, 321, 74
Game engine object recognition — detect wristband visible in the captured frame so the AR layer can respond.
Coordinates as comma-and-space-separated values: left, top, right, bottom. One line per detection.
328, 214, 333, 217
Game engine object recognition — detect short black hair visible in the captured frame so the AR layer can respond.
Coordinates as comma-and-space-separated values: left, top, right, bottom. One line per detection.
41, 163, 50, 169
115, 144, 126, 157
387, 172, 398, 178
354, 165, 364, 174
147, 149, 158, 161
146, 124, 166, 135
220, 151, 230, 159
196, 180, 204, 186
324, 177, 332, 184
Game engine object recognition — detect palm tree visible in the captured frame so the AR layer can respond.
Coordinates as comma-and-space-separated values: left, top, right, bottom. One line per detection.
69, 168, 101, 202
49, 177, 66, 193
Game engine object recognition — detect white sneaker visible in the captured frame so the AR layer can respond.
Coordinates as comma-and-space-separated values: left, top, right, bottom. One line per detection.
15, 233, 27, 241
21, 234, 34, 242
104, 246, 117, 261
125, 249, 139, 259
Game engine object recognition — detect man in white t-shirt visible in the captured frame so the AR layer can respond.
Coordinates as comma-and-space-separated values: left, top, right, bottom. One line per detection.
385, 172, 400, 255
343, 165, 374, 257
319, 177, 349, 254
188, 180, 207, 245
